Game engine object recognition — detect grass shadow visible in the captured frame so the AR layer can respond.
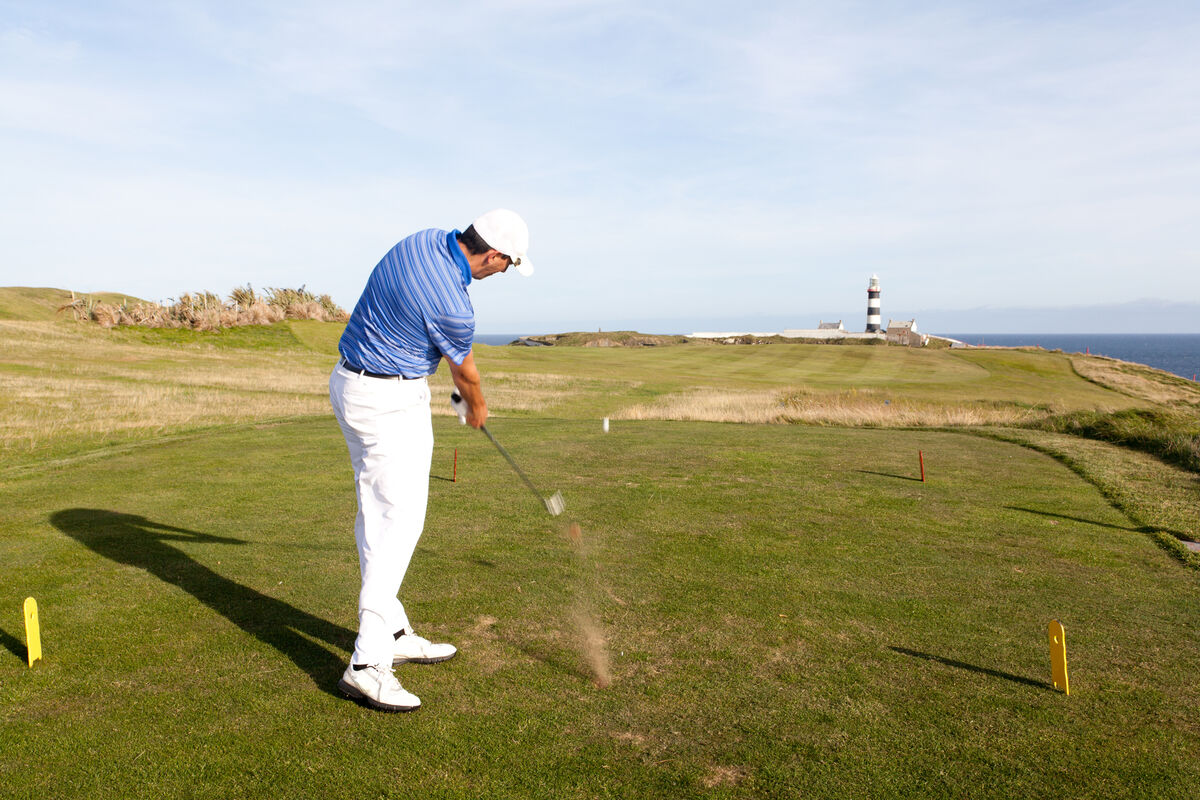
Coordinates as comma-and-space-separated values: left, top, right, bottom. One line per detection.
50, 508, 354, 697
430, 475, 456, 483
0, 625, 26, 664
1006, 505, 1145, 533
856, 469, 923, 483
889, 646, 1052, 691
1006, 505, 1190, 540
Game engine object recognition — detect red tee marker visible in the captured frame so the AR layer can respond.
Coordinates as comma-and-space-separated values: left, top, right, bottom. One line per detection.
453, 448, 458, 482
919, 450, 925, 483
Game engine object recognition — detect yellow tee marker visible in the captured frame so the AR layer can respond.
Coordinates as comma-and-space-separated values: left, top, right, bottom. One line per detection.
24, 597, 43, 667
1048, 619, 1069, 695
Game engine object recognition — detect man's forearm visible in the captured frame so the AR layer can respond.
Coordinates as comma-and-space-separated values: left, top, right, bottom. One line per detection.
445, 351, 488, 428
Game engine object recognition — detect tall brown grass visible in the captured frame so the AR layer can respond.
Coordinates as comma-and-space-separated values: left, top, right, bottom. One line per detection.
0, 371, 329, 458
615, 387, 1047, 427
0, 320, 332, 460
58, 284, 348, 330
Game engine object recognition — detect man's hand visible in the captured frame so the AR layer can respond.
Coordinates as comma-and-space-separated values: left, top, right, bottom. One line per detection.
445, 351, 488, 429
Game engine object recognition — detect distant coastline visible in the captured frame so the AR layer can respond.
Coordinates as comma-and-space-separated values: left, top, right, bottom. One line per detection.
476, 331, 1200, 381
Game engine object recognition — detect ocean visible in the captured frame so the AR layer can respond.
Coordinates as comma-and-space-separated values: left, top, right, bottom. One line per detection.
944, 334, 1200, 381
477, 332, 1200, 382
475, 334, 532, 347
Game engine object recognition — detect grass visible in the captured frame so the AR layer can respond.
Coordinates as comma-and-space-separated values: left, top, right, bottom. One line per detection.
471, 340, 1141, 419
976, 428, 1200, 569
1071, 354, 1200, 407
1033, 408, 1200, 475
0, 304, 1153, 458
3, 419, 1199, 798
0, 287, 146, 322
2, 291, 1198, 797
0, 320, 331, 465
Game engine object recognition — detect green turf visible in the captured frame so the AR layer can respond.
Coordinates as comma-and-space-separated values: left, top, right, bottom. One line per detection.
2, 418, 1197, 798
0, 287, 146, 322
2, 310, 1197, 796
286, 319, 344, 356
107, 321, 310, 350
466, 341, 1138, 418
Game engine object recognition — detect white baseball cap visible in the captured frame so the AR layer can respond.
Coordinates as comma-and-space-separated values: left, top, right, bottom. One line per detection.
472, 208, 534, 276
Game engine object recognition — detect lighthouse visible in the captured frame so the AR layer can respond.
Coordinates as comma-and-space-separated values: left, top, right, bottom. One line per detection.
866, 274, 881, 332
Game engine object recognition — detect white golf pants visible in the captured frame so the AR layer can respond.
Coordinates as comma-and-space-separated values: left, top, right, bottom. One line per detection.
329, 364, 434, 668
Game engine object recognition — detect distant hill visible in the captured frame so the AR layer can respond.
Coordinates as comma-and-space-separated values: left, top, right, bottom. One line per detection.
517, 331, 691, 347
0, 287, 148, 322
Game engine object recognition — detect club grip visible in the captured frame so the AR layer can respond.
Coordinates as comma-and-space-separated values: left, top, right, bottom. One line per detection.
450, 392, 468, 425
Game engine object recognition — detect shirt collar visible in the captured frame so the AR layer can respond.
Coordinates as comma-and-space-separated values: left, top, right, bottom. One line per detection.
446, 230, 472, 286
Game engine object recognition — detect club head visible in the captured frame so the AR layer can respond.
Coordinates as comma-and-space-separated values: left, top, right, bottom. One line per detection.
544, 491, 565, 517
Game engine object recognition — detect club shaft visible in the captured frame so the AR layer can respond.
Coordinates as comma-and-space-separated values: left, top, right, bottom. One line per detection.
481, 425, 545, 501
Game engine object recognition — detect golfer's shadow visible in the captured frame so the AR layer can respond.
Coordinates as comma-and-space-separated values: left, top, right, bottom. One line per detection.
50, 509, 353, 697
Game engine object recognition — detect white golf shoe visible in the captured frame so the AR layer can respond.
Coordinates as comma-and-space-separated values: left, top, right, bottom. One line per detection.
338, 664, 420, 713
393, 629, 458, 665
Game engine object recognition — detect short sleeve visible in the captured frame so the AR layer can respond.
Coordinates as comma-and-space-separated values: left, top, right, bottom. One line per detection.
426, 312, 475, 365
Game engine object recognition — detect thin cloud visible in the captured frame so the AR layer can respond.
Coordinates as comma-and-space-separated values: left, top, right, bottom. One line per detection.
1, 2, 1198, 330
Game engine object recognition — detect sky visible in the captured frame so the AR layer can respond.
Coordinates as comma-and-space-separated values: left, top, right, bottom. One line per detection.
2, 1, 1198, 333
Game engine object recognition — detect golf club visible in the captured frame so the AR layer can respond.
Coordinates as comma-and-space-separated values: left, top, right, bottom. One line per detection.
451, 392, 565, 516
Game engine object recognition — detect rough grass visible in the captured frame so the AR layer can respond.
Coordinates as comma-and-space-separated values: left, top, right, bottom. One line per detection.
616, 387, 1049, 427
0, 320, 332, 463
1071, 354, 1200, 407
1032, 408, 1200, 475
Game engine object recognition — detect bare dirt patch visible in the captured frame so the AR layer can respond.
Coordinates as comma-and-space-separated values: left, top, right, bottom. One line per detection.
702, 765, 748, 788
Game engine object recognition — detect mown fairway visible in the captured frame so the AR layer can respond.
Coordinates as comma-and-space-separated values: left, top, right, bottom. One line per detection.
1, 305, 1198, 798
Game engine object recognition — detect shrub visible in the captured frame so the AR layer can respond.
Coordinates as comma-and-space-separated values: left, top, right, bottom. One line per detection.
59, 286, 347, 330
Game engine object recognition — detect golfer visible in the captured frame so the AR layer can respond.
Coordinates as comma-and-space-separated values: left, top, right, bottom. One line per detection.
329, 209, 533, 712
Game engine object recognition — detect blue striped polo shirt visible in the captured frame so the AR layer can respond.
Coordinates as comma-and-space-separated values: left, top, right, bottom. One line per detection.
338, 228, 475, 377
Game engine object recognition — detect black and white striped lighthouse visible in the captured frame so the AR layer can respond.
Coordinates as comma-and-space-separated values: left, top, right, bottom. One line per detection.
866, 274, 881, 332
